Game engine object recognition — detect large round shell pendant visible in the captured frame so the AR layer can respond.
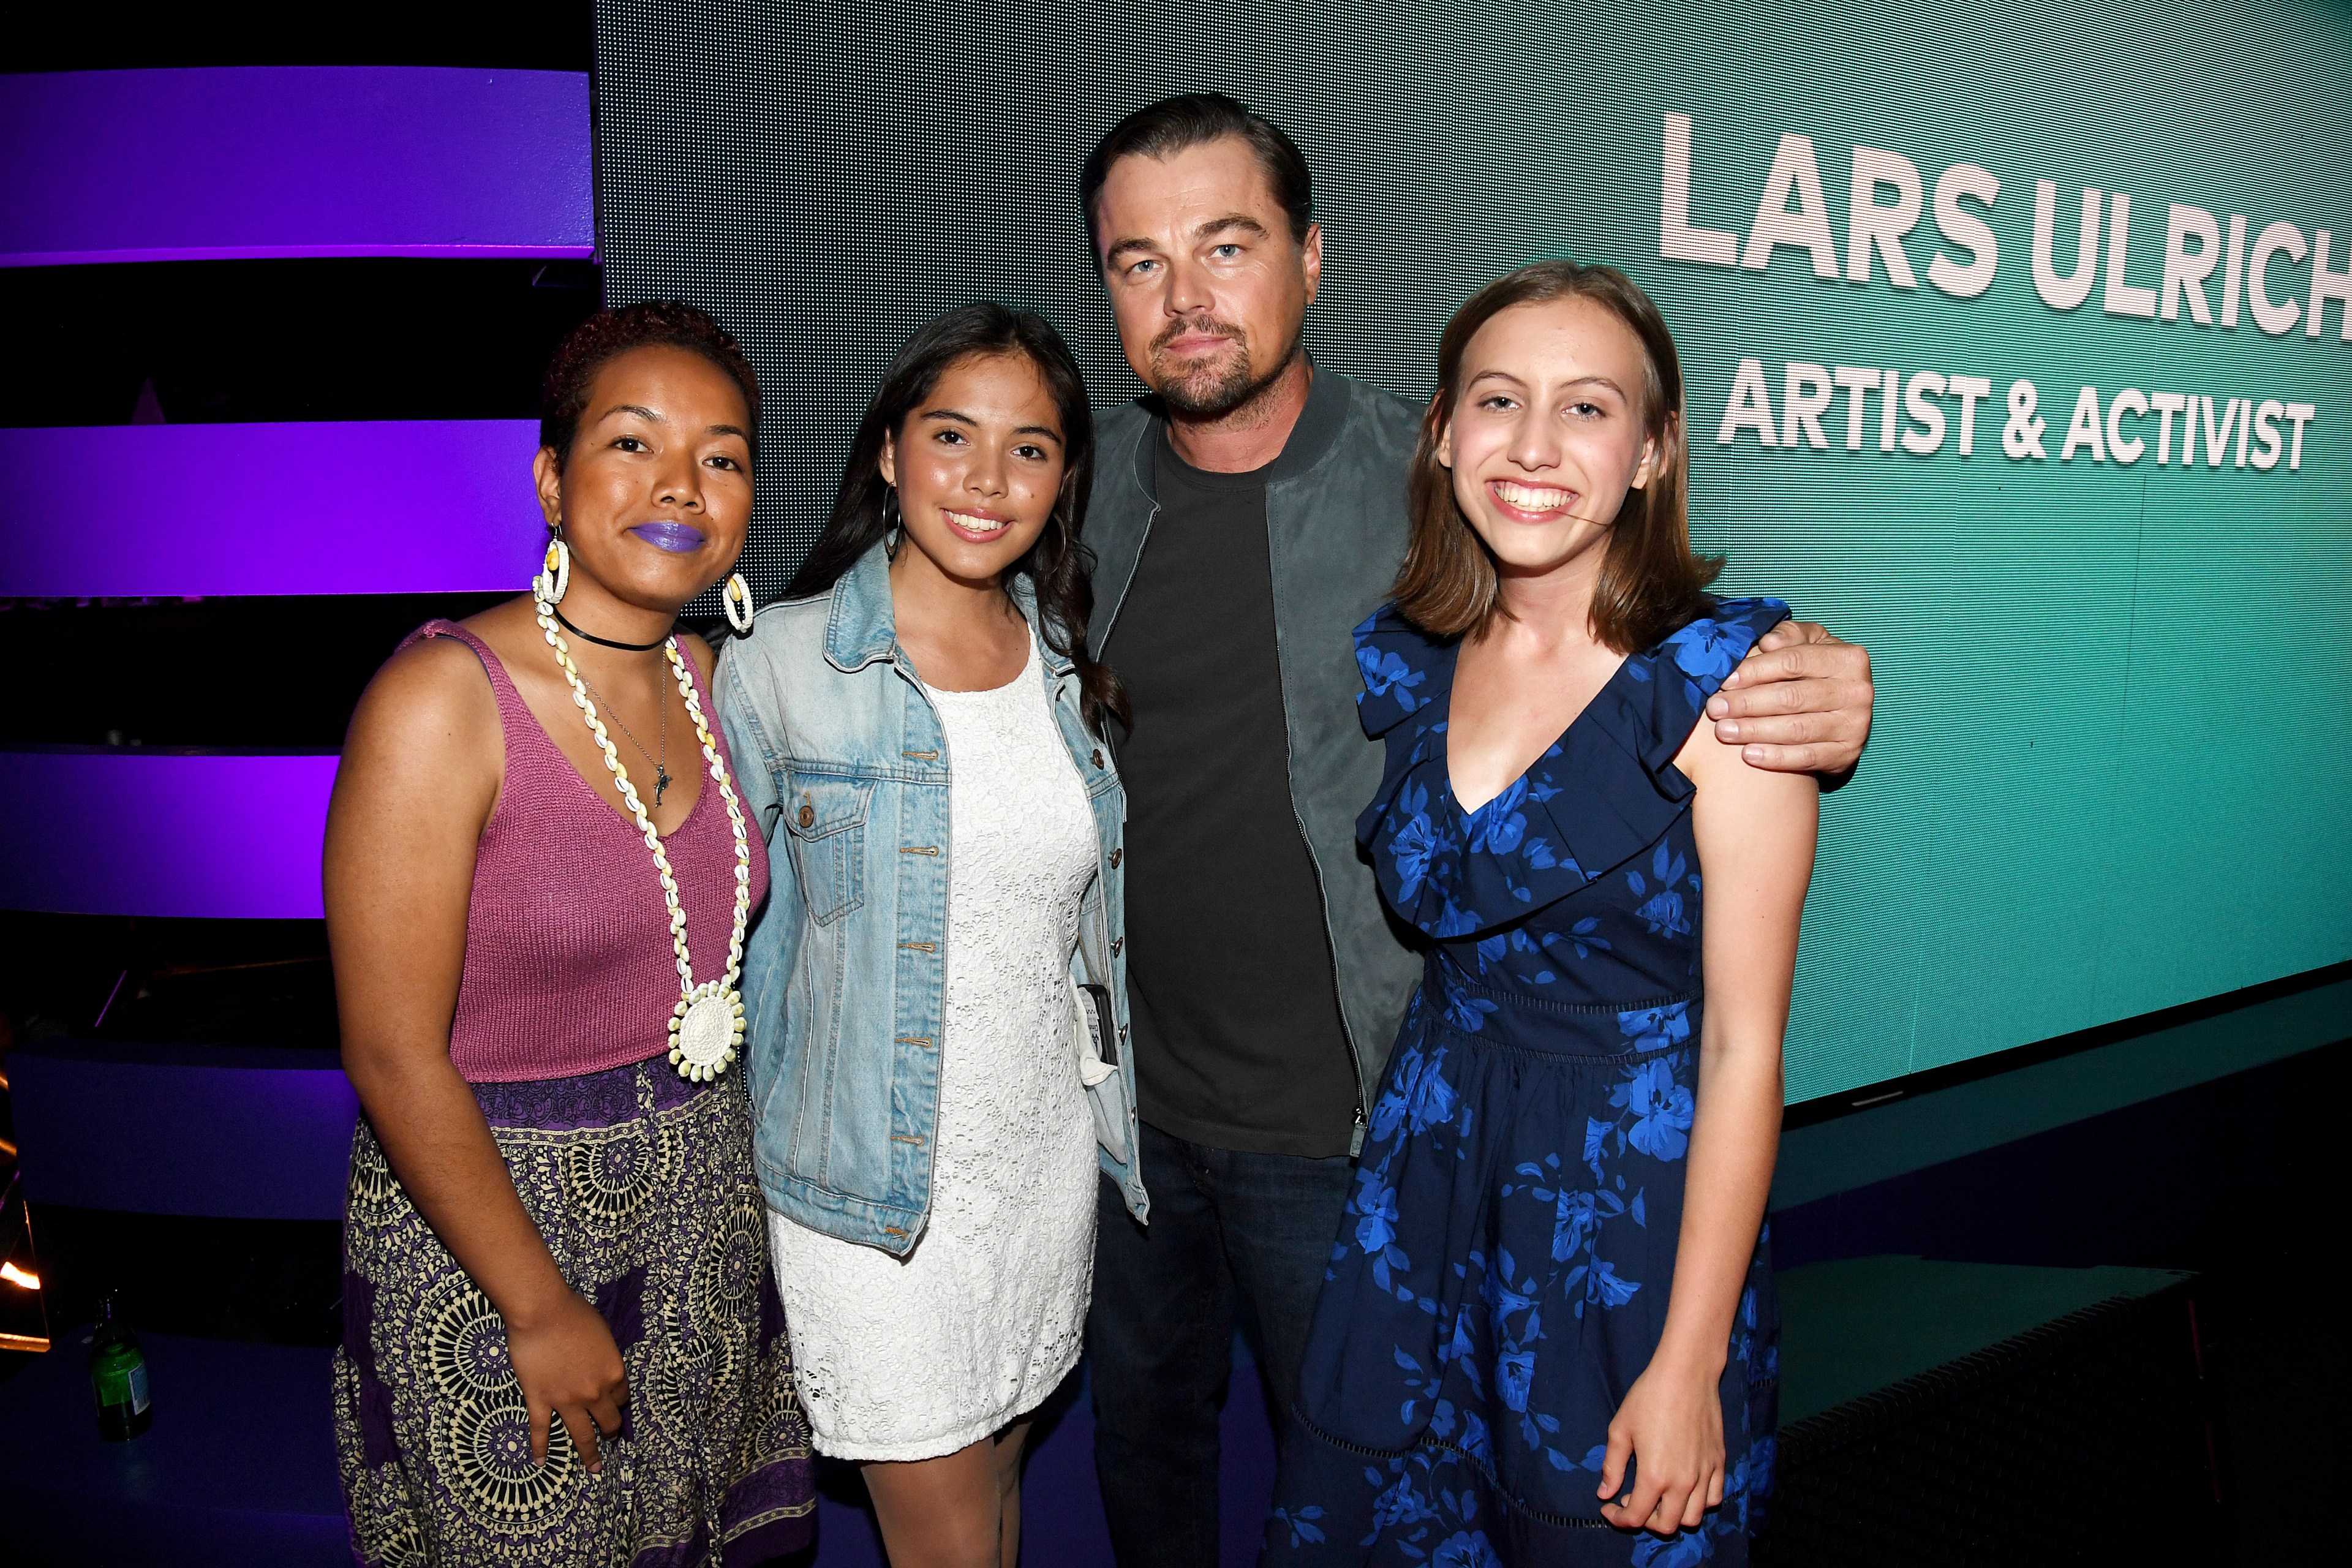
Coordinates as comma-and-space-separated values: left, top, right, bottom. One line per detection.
669, 982, 745, 1081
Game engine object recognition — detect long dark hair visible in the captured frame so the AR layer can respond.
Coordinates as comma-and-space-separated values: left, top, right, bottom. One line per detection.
787, 303, 1130, 736
1395, 261, 1721, 652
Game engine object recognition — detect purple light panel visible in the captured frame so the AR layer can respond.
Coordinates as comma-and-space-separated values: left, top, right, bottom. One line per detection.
0, 421, 546, 597
9, 1041, 357, 1221
0, 750, 336, 918
0, 67, 592, 267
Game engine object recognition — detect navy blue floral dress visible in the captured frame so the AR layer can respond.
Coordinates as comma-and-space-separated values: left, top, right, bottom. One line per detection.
1264, 597, 1789, 1568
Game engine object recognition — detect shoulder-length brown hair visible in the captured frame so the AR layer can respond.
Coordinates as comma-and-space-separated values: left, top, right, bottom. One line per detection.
1393, 261, 1721, 652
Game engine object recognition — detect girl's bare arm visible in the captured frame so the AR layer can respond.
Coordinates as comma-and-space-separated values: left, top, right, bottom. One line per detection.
1599, 714, 1818, 1533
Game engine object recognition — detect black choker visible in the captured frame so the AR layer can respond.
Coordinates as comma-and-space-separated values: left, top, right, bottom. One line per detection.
554, 608, 673, 652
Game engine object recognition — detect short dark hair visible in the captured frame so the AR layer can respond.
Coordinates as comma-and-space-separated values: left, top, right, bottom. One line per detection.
540, 300, 761, 467
1080, 93, 1313, 253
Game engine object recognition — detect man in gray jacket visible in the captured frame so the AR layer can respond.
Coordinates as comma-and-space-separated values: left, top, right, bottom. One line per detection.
1076, 95, 1876, 1566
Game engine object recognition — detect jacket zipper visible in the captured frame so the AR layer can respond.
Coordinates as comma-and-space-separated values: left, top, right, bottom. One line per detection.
1093, 476, 1156, 772
1259, 475, 1374, 1157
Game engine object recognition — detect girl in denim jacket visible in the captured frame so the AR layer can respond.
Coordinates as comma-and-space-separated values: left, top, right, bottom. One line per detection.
718, 304, 1145, 1567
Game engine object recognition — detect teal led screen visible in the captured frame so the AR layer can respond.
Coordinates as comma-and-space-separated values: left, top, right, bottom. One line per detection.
597, 0, 2352, 1103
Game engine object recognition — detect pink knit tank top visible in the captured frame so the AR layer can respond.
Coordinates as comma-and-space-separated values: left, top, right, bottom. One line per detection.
403, 621, 771, 1083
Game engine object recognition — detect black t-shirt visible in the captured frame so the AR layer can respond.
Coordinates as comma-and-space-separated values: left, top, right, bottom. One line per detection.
1102, 432, 1362, 1158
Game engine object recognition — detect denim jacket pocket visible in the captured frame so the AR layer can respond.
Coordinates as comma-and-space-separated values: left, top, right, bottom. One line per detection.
779, 771, 873, 925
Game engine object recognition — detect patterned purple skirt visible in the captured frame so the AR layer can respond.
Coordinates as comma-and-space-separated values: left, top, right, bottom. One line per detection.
334, 1057, 816, 1567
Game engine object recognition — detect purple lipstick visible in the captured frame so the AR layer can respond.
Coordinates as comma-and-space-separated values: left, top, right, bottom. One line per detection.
629, 520, 706, 553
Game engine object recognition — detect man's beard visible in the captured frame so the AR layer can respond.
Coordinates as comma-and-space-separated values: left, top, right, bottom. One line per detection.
1146, 317, 1299, 418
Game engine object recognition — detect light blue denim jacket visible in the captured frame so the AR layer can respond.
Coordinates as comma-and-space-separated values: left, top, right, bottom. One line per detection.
717, 542, 1147, 1256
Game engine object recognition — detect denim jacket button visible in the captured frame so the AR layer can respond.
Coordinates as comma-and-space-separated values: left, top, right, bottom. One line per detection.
1091, 749, 1104, 768
797, 801, 815, 829
1109, 848, 1123, 868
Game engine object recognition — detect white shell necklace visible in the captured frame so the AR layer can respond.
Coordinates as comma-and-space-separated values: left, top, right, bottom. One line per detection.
533, 584, 752, 1080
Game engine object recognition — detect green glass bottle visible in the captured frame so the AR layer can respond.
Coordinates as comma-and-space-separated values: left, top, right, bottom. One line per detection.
89, 1292, 151, 1441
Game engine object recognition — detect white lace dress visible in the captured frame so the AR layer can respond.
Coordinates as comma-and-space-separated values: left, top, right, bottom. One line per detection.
764, 633, 1102, 1461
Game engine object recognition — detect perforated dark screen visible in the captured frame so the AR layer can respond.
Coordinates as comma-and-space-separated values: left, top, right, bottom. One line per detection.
590, 0, 1524, 595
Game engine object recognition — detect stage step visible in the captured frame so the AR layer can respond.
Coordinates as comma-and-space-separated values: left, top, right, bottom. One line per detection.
1766, 1256, 2218, 1566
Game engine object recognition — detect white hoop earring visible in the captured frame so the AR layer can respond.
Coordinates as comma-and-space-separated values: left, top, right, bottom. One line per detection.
536, 536, 571, 605
723, 571, 755, 634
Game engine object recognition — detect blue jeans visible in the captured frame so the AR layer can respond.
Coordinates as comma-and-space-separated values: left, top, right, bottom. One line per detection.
1088, 1120, 1357, 1568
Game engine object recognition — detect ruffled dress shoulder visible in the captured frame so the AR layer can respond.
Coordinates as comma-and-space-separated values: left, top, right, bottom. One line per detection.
1353, 595, 1790, 946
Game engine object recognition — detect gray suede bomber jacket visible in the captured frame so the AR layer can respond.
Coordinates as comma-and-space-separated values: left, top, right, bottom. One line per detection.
1084, 366, 1425, 1145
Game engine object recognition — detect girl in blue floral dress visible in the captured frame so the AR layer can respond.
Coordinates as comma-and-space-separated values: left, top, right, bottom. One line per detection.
1263, 263, 1819, 1567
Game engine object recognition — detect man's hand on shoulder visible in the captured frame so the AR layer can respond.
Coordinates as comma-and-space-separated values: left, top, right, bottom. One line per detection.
1709, 622, 1874, 786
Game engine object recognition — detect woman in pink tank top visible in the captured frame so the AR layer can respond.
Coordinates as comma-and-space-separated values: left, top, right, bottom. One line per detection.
323, 303, 814, 1566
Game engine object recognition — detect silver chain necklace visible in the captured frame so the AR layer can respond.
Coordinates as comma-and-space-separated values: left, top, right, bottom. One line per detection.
573, 666, 672, 805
